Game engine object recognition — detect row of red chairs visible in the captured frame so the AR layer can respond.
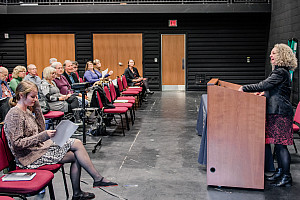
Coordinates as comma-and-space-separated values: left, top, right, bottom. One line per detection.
95, 76, 143, 136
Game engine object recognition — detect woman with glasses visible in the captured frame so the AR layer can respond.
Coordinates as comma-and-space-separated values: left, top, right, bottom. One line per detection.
39, 66, 79, 113
9, 65, 27, 92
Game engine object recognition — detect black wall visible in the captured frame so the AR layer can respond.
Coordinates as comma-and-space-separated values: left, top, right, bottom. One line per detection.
0, 13, 270, 91
267, 0, 300, 106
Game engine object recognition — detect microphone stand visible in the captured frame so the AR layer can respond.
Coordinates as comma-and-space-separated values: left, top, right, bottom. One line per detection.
80, 90, 102, 153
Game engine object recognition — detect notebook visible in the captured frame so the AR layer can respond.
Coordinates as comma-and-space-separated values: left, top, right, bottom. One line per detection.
1, 172, 36, 181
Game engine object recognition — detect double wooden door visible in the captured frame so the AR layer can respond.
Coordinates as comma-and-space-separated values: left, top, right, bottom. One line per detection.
26, 34, 75, 77
93, 34, 143, 78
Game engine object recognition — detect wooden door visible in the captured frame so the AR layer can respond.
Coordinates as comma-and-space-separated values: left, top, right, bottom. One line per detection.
27, 34, 75, 77
93, 34, 143, 78
162, 35, 185, 88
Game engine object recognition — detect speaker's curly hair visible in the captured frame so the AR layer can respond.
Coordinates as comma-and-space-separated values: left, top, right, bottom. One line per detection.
273, 43, 298, 71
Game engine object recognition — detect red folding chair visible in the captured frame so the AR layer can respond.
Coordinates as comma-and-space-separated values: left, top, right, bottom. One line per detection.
122, 75, 142, 92
0, 196, 14, 200
44, 111, 65, 130
2, 121, 69, 198
117, 77, 142, 106
104, 85, 135, 125
0, 126, 55, 200
110, 82, 136, 103
96, 91, 129, 136
292, 102, 300, 153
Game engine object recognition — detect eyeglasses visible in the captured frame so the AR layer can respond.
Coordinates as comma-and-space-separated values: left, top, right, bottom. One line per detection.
0, 73, 8, 77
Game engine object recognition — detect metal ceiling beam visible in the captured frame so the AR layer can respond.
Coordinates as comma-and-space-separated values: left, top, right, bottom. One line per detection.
1, 4, 271, 14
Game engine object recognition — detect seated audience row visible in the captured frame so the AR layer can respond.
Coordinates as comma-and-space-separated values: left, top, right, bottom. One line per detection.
1, 57, 153, 111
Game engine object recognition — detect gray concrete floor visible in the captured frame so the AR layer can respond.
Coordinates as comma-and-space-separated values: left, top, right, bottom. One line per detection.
25, 91, 300, 200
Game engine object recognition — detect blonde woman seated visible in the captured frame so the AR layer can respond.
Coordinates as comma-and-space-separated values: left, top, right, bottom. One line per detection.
9, 65, 27, 92
39, 66, 79, 113
4, 81, 118, 200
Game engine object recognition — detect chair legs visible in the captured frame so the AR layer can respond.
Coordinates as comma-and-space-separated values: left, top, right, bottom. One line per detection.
48, 180, 55, 200
293, 139, 298, 153
117, 112, 130, 136
119, 114, 125, 136
124, 112, 130, 131
129, 108, 134, 125
61, 165, 69, 199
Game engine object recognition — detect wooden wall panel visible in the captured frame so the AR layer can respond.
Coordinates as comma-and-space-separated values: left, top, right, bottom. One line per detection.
93, 34, 119, 75
93, 34, 142, 78
27, 34, 51, 77
117, 34, 143, 77
26, 34, 75, 77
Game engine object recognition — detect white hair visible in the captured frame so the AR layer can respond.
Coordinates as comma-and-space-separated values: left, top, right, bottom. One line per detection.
27, 64, 36, 70
49, 58, 57, 64
51, 62, 62, 69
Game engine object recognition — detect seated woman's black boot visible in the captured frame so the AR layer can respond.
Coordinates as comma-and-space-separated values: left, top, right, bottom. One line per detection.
266, 168, 283, 181
271, 174, 292, 187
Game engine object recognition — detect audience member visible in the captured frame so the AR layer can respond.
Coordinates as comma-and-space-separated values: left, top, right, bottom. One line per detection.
39, 66, 79, 113
124, 59, 153, 95
0, 67, 14, 99
52, 62, 87, 107
51, 62, 72, 95
239, 43, 297, 187
93, 59, 113, 77
9, 65, 26, 92
63, 60, 79, 85
4, 81, 118, 200
84, 61, 109, 85
24, 64, 42, 88
49, 58, 57, 65
72, 61, 82, 82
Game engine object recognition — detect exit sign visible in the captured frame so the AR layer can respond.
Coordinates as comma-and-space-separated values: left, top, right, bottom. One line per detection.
168, 20, 177, 27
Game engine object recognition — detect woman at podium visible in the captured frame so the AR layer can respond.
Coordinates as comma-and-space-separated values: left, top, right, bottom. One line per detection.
239, 43, 297, 187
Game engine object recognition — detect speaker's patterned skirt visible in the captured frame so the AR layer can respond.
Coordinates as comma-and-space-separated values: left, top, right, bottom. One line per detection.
265, 114, 293, 145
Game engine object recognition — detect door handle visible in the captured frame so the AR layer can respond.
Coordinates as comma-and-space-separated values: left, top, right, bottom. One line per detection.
182, 58, 185, 70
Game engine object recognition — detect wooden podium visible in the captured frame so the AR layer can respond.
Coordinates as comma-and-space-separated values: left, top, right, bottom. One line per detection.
207, 79, 266, 189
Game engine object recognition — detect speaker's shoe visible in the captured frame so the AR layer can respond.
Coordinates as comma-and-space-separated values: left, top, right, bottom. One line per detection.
266, 168, 283, 181
270, 174, 292, 187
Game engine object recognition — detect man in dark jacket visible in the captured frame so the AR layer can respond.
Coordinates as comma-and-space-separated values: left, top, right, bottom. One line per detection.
62, 60, 79, 85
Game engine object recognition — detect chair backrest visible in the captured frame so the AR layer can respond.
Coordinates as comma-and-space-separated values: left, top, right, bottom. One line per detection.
122, 76, 128, 89
0, 126, 10, 171
294, 102, 300, 124
1, 125, 14, 165
103, 86, 112, 103
109, 82, 117, 101
117, 77, 124, 91
96, 91, 104, 109
0, 139, 9, 171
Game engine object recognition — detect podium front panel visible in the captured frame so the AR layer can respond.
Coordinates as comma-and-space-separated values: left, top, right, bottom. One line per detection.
207, 84, 265, 189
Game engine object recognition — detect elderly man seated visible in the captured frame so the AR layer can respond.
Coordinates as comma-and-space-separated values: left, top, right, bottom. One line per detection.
24, 64, 42, 88
0, 67, 14, 122
0, 67, 14, 99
